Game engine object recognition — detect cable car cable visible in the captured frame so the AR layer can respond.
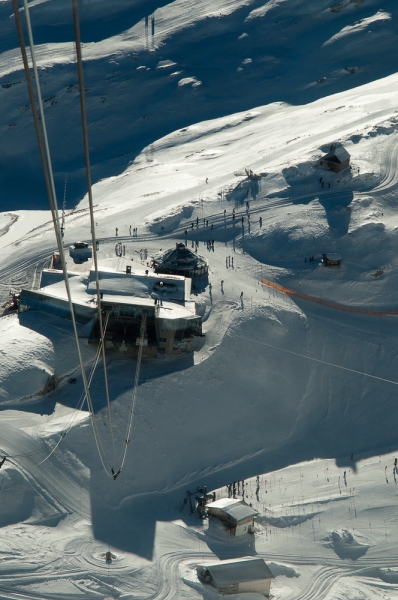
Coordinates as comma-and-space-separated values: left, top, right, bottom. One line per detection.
18, 0, 113, 477
71, 0, 117, 463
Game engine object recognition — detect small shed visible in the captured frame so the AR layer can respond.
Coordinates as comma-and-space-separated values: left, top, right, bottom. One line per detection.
69, 241, 92, 264
319, 143, 350, 172
322, 252, 341, 266
196, 557, 274, 596
152, 243, 208, 279
207, 498, 257, 536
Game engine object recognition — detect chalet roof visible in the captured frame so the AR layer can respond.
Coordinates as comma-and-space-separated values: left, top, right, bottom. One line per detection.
197, 558, 274, 586
322, 143, 350, 164
153, 243, 207, 270
323, 252, 342, 261
224, 503, 258, 522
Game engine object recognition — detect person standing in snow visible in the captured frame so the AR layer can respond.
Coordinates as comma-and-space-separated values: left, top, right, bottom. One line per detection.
129, 225, 132, 235
116, 227, 118, 236
231, 257, 234, 267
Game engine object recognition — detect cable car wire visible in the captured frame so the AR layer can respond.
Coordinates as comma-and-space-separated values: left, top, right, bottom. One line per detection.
71, 0, 117, 463
14, 0, 112, 477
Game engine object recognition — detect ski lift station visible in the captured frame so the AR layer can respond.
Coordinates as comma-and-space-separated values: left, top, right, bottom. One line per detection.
206, 497, 258, 536
196, 557, 274, 597
152, 243, 208, 279
18, 258, 203, 357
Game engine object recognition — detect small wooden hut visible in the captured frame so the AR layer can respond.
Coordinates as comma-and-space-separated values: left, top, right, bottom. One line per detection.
319, 143, 350, 172
322, 253, 341, 266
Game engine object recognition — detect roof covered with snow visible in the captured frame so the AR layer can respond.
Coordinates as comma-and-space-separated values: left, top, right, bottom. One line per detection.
206, 497, 239, 509
197, 558, 274, 586
207, 498, 257, 522
88, 264, 189, 302
223, 503, 258, 521
322, 143, 350, 163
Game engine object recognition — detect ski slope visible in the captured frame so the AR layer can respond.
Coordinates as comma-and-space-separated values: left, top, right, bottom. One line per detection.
1, 0, 398, 208
2, 0, 398, 598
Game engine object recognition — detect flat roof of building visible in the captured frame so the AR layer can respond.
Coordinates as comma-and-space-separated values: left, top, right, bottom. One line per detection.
206, 497, 239, 509
88, 265, 189, 302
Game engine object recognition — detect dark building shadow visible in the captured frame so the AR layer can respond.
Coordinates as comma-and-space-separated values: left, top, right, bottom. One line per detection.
314, 190, 353, 236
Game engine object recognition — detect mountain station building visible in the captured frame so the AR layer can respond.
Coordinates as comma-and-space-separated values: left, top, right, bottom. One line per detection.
18, 259, 203, 358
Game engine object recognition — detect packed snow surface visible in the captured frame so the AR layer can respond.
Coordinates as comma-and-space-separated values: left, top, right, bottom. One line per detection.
2, 0, 398, 598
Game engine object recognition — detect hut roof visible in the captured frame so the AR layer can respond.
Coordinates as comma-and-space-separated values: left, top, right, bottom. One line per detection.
206, 497, 238, 509
197, 558, 274, 586
224, 503, 258, 521
153, 243, 207, 270
322, 143, 350, 164
323, 252, 342, 261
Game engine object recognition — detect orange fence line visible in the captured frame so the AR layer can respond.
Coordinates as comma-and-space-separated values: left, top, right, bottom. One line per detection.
261, 279, 398, 317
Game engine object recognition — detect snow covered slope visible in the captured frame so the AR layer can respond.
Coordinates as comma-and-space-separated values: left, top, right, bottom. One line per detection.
1, 0, 398, 208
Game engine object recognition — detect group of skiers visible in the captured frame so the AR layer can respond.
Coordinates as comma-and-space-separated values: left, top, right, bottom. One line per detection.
227, 480, 246, 498
115, 243, 125, 257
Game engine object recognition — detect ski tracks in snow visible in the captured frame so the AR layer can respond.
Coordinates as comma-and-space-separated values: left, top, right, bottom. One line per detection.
368, 130, 398, 195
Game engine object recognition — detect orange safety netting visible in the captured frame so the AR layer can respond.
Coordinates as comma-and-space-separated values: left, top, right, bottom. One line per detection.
261, 279, 398, 317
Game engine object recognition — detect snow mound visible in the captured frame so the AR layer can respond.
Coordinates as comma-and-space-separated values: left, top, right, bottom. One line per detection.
267, 562, 300, 578
323, 529, 370, 560
0, 315, 54, 404
259, 512, 318, 528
